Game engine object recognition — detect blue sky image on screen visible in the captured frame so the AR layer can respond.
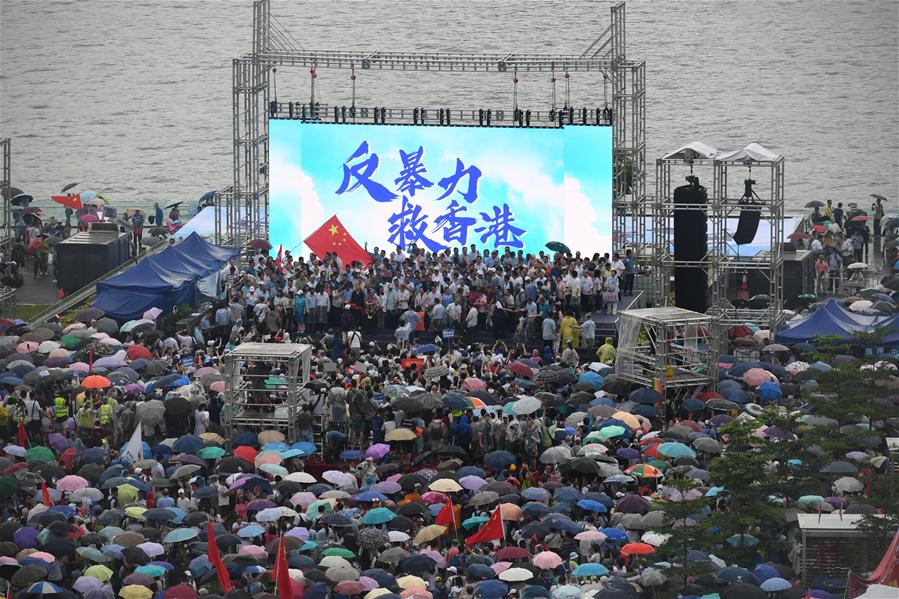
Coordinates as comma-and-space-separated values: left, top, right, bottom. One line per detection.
269, 121, 612, 257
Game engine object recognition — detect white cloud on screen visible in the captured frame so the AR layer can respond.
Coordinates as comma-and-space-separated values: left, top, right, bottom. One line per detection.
564, 175, 612, 254
270, 148, 325, 254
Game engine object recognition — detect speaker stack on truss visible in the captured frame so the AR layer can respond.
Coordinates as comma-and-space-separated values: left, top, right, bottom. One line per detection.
654, 142, 785, 345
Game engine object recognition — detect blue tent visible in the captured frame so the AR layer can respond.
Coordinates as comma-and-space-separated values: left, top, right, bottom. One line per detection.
93, 233, 239, 320
776, 309, 857, 343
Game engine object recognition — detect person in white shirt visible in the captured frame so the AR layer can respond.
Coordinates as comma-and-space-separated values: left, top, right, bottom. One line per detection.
810, 236, 824, 252
580, 313, 596, 349
465, 305, 479, 330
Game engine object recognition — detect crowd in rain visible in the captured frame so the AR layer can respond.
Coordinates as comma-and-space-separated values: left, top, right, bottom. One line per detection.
0, 242, 895, 599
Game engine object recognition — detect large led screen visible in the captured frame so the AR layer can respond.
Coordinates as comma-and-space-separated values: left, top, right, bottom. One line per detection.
270, 121, 612, 261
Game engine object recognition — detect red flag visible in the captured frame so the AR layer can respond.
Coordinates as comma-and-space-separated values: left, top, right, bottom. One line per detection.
40, 480, 53, 507
465, 505, 504, 546
435, 499, 456, 529
275, 244, 284, 273
51, 194, 82, 210
207, 521, 233, 593
303, 215, 373, 270
17, 422, 27, 447
274, 535, 293, 599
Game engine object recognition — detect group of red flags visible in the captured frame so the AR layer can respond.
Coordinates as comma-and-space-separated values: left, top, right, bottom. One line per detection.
207, 522, 295, 598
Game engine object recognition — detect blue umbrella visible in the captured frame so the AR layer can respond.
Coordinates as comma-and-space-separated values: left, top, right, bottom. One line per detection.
292, 441, 318, 456
682, 397, 705, 412
521, 487, 550, 501
474, 580, 509, 599
521, 502, 550, 517
82, 447, 109, 464
163, 527, 199, 543
752, 564, 780, 582
363, 569, 398, 589
573, 563, 609, 577
25, 582, 65, 594
238, 524, 265, 538
356, 491, 388, 503
463, 516, 490, 529
263, 442, 289, 452
466, 564, 495, 579
340, 450, 364, 461
173, 435, 203, 454
760, 578, 792, 592
632, 405, 658, 418
599, 528, 628, 541
361, 507, 395, 525
484, 451, 516, 470
757, 381, 782, 404
576, 499, 608, 513
577, 371, 603, 391
443, 394, 470, 410
521, 586, 550, 599
231, 431, 258, 448
280, 449, 304, 459
629, 388, 662, 405
458, 466, 486, 478
553, 486, 582, 503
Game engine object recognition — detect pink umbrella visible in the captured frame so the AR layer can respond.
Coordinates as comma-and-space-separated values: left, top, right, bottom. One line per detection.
79, 214, 99, 223
255, 452, 283, 466
419, 548, 446, 568
143, 307, 163, 321
532, 551, 563, 570
49, 348, 69, 359
742, 367, 774, 387
194, 367, 219, 378
70, 362, 90, 372
358, 576, 379, 591
364, 443, 391, 460
238, 545, 267, 558
322, 470, 357, 486
210, 381, 225, 393
56, 475, 90, 492
386, 474, 403, 484
463, 377, 486, 392
290, 492, 317, 508
574, 530, 607, 542
419, 491, 449, 505
400, 590, 431, 599
491, 562, 512, 574
16, 341, 38, 354
29, 551, 56, 564
335, 581, 367, 595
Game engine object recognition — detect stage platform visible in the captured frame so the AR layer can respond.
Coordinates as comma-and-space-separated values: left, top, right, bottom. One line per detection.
591, 290, 645, 339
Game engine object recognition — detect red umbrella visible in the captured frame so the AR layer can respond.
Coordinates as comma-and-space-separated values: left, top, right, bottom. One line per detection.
787, 232, 810, 239
494, 546, 530, 561
126, 345, 153, 361
728, 325, 753, 339
233, 446, 259, 463
620, 542, 655, 556
82, 375, 111, 389
811, 225, 827, 233
163, 585, 198, 599
851, 215, 871, 222
462, 377, 486, 392
698, 391, 724, 401
507, 362, 534, 379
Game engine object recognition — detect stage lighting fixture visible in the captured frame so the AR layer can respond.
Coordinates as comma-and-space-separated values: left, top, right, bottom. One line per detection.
380, 106, 386, 124
300, 104, 307, 120
269, 100, 278, 119
288, 103, 294, 119
341, 106, 347, 123
333, 107, 339, 123
420, 108, 426, 123
582, 107, 587, 124
372, 107, 379, 123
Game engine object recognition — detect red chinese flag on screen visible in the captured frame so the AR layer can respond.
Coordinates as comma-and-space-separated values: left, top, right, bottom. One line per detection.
51, 194, 82, 210
304, 215, 373, 268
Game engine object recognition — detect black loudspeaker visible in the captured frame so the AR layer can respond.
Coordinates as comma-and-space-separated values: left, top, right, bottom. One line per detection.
673, 178, 708, 313
733, 208, 761, 245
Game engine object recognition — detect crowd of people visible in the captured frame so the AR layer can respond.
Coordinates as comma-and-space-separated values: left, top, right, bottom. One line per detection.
0, 236, 894, 599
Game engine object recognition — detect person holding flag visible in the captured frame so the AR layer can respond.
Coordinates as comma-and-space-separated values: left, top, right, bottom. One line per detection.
465, 504, 504, 546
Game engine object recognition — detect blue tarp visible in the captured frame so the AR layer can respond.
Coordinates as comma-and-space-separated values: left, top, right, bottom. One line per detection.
777, 299, 898, 344
93, 233, 239, 320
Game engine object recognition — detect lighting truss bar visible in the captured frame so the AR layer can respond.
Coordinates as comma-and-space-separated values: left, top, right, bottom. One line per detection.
250, 50, 615, 72
269, 102, 613, 128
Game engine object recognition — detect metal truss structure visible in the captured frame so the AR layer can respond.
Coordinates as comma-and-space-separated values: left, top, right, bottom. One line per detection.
0, 138, 10, 245
223, 342, 312, 442
711, 154, 785, 333
654, 147, 785, 337
219, 0, 649, 257
615, 306, 717, 402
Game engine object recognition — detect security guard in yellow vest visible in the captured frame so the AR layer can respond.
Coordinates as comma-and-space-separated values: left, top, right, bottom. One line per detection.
76, 402, 95, 443
53, 397, 68, 432
98, 399, 114, 440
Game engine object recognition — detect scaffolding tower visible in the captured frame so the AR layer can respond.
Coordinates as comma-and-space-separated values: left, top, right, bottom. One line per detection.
223, 342, 313, 442
220, 0, 650, 261
614, 307, 717, 402
654, 143, 785, 337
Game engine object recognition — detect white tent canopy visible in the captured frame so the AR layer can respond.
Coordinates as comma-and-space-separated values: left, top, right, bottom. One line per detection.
660, 142, 719, 161
660, 142, 780, 163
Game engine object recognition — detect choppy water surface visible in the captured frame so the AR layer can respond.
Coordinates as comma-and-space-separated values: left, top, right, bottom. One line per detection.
1, 0, 896, 214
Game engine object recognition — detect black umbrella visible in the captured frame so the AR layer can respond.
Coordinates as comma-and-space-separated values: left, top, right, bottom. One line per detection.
144, 359, 170, 378
545, 241, 571, 254
600, 375, 631, 396
387, 515, 414, 532
121, 546, 150, 566
39, 538, 76, 559
561, 457, 601, 475
400, 555, 437, 575
74, 307, 105, 323
435, 445, 468, 459
11, 564, 48, 586
362, 569, 397, 590
396, 502, 428, 517
398, 474, 426, 492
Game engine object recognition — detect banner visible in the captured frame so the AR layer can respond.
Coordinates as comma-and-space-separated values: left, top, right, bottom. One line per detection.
270, 121, 612, 257
122, 422, 143, 465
